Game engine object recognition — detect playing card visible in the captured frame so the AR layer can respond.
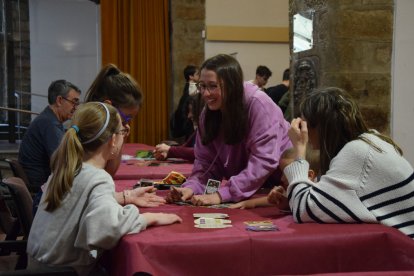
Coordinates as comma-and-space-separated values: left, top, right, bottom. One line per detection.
244, 220, 274, 226
246, 225, 278, 231
204, 179, 221, 194
194, 224, 232, 229
194, 218, 232, 225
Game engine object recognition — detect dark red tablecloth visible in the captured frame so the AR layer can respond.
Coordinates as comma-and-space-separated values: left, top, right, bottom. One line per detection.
107, 190, 414, 276
114, 143, 193, 180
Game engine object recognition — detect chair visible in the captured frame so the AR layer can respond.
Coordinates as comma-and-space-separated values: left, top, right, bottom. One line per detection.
1, 177, 33, 239
0, 177, 76, 275
0, 177, 33, 270
4, 159, 37, 196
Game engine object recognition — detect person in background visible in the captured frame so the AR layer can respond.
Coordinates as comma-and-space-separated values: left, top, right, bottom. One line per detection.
229, 148, 319, 210
27, 102, 182, 275
170, 65, 200, 140
249, 65, 272, 92
154, 93, 204, 162
266, 68, 290, 111
19, 80, 81, 211
166, 54, 291, 205
277, 89, 292, 122
285, 87, 414, 239
85, 63, 161, 206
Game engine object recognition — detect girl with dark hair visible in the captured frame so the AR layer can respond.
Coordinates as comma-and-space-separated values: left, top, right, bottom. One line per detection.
154, 92, 204, 162
85, 64, 153, 205
27, 102, 182, 275
285, 87, 414, 239
166, 54, 291, 205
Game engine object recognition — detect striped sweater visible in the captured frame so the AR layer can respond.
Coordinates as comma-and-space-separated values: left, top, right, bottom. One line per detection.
285, 133, 414, 239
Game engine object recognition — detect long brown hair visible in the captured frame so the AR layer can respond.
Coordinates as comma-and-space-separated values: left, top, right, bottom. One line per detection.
85, 63, 143, 109
300, 87, 402, 175
201, 54, 248, 145
45, 102, 120, 211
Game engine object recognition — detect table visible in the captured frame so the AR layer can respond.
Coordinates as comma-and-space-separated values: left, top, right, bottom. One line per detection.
114, 143, 193, 180
107, 190, 414, 276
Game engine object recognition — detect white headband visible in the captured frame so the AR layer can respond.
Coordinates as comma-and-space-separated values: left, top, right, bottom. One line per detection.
82, 102, 110, 144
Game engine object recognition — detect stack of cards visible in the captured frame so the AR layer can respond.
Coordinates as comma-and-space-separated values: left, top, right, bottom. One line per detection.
194, 213, 232, 229
244, 220, 278, 231
193, 213, 229, 219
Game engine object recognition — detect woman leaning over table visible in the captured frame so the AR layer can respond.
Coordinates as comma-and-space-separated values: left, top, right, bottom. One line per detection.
166, 54, 292, 205
284, 87, 414, 239
27, 102, 182, 275
84, 64, 165, 207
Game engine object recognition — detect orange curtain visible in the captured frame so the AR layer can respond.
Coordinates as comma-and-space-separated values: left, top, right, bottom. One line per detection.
100, 0, 170, 146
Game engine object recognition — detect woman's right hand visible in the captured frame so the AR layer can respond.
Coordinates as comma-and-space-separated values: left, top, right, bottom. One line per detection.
142, 212, 182, 226
165, 187, 194, 203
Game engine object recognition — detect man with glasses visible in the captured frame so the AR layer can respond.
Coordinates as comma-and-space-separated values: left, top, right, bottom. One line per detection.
19, 79, 81, 212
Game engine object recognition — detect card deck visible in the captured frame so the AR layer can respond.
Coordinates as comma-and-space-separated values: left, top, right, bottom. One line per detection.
193, 213, 229, 219
195, 224, 232, 229
194, 218, 232, 225
244, 220, 278, 231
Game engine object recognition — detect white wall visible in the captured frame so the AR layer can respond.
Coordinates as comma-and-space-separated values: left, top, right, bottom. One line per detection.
29, 0, 101, 113
205, 0, 290, 87
392, 0, 414, 165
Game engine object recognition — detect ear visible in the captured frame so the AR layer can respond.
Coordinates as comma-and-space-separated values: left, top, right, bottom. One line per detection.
308, 170, 316, 181
56, 95, 64, 106
104, 99, 112, 105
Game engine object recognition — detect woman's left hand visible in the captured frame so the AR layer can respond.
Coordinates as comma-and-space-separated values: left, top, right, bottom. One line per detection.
191, 193, 221, 206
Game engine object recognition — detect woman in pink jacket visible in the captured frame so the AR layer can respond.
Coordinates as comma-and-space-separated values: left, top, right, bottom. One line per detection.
167, 54, 291, 205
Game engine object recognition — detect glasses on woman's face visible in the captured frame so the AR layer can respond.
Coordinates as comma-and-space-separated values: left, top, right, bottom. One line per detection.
116, 108, 133, 126
196, 83, 220, 94
62, 97, 80, 107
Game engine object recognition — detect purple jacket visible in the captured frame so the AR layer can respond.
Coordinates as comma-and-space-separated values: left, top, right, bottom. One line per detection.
182, 82, 292, 202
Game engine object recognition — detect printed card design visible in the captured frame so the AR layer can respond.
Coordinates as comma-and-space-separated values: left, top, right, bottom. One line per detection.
204, 179, 221, 194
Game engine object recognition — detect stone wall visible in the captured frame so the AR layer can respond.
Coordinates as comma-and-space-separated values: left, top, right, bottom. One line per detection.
170, 0, 205, 118
290, 0, 393, 133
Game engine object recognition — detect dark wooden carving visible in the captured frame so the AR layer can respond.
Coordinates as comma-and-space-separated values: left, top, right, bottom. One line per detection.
293, 57, 318, 117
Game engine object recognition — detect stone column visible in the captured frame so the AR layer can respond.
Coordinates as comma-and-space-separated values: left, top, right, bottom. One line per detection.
290, 0, 393, 133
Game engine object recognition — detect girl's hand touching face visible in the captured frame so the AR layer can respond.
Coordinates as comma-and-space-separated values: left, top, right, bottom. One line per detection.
288, 118, 309, 159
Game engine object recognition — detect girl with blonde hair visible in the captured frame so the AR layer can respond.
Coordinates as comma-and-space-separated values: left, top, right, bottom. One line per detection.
27, 102, 182, 275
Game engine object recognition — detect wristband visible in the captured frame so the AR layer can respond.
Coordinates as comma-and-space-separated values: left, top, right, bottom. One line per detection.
294, 157, 306, 164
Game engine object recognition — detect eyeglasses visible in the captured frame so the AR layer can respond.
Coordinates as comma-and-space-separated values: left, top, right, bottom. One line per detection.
116, 108, 133, 126
196, 83, 220, 94
62, 97, 80, 107
116, 128, 129, 136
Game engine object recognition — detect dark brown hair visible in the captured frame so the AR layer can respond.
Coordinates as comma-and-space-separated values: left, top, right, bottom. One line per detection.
201, 54, 248, 145
300, 87, 402, 174
85, 64, 143, 109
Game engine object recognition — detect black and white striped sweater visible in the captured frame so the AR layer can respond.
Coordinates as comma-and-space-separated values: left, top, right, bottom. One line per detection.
285, 133, 414, 239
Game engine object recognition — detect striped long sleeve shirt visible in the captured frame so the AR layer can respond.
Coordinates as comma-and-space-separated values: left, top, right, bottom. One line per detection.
285, 133, 414, 239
